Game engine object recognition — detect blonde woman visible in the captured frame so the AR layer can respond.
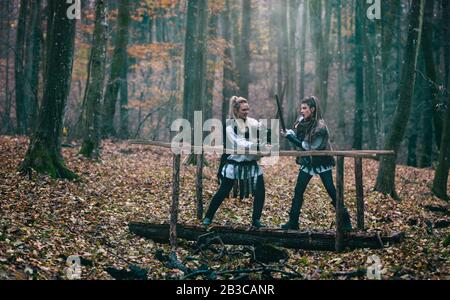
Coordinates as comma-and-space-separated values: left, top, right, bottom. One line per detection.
203, 96, 268, 228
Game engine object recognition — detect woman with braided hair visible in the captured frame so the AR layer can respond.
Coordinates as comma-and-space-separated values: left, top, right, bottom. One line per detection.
202, 96, 269, 228
280, 96, 353, 231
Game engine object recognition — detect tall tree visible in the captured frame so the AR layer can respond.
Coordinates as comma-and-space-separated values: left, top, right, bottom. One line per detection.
15, 0, 28, 134
380, 0, 400, 144
182, 0, 208, 135
205, 9, 219, 121
182, 0, 208, 214
432, 0, 450, 200
239, 0, 251, 99
19, 0, 77, 179
24, 0, 42, 131
309, 0, 332, 115
2, 0, 13, 133
80, 0, 108, 159
375, 0, 425, 198
275, 0, 288, 140
352, 0, 364, 150
443, 0, 450, 86
102, 0, 130, 137
336, 0, 345, 141
119, 55, 129, 139
432, 75, 450, 200
221, 0, 234, 125
422, 0, 443, 150
364, 14, 379, 149
298, 0, 308, 101
286, 0, 299, 129
231, 1, 241, 90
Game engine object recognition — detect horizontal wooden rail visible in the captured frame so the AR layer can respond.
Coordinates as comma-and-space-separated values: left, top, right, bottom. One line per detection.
128, 140, 395, 159
128, 139, 401, 252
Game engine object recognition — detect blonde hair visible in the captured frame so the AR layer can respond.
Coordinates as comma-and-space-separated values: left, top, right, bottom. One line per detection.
229, 96, 248, 119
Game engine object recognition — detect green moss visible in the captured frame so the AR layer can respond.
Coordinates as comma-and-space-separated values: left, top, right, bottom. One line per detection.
19, 142, 78, 180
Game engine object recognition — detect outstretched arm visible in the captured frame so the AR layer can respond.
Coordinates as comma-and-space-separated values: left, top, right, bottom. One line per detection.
226, 126, 254, 149
283, 129, 304, 150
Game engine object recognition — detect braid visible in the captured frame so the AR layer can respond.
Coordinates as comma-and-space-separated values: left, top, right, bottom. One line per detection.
299, 96, 322, 145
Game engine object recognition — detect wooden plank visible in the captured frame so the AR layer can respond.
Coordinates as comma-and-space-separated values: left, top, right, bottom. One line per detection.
127, 140, 395, 158
355, 157, 365, 230
196, 153, 204, 220
277, 150, 395, 159
170, 154, 181, 248
129, 222, 405, 251
335, 156, 345, 252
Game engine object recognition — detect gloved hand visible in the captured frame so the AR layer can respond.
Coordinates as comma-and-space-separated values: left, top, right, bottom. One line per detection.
281, 129, 295, 137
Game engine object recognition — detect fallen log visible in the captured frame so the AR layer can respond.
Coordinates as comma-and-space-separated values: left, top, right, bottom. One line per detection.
128, 222, 405, 251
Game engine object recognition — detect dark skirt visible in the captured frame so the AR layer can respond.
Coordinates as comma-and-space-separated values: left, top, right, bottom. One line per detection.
296, 155, 335, 174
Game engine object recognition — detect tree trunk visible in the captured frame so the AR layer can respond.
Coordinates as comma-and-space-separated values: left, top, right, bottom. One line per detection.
443, 0, 450, 87
170, 154, 181, 248
102, 0, 130, 138
18, 0, 77, 180
239, 0, 251, 100
417, 53, 433, 168
299, 0, 308, 101
336, 0, 345, 142
380, 0, 400, 145
278, 0, 288, 102
205, 12, 219, 121
3, 0, 12, 133
183, 0, 208, 122
80, 0, 108, 159
432, 5, 450, 200
407, 69, 425, 168
119, 59, 129, 139
364, 17, 378, 150
182, 0, 208, 166
221, 0, 233, 125
129, 222, 405, 252
15, 0, 28, 134
287, 0, 299, 129
422, 0, 443, 150
196, 153, 204, 220
309, 0, 332, 115
432, 92, 450, 200
375, 0, 425, 198
353, 0, 364, 150
231, 1, 241, 87
24, 0, 42, 131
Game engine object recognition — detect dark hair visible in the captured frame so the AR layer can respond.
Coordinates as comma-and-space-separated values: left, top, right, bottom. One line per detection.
300, 96, 322, 120
301, 96, 317, 110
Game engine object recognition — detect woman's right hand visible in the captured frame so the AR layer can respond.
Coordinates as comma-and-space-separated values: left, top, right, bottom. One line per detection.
281, 129, 295, 137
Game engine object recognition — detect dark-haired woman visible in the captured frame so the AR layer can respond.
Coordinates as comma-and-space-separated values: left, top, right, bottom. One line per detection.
280, 96, 352, 231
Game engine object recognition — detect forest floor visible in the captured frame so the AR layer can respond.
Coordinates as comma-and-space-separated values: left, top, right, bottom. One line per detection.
0, 136, 448, 280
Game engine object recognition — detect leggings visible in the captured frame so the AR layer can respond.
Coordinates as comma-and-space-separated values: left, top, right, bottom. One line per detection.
288, 169, 342, 225
205, 176, 265, 222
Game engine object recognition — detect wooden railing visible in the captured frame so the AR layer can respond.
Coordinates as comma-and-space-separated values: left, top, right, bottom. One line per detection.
128, 140, 395, 252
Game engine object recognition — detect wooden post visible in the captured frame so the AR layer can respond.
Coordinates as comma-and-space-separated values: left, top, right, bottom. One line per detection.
196, 153, 204, 220
170, 154, 181, 248
354, 157, 365, 230
335, 156, 345, 252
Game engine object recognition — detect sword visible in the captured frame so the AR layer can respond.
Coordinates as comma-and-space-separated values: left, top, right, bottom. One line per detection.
275, 94, 286, 132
